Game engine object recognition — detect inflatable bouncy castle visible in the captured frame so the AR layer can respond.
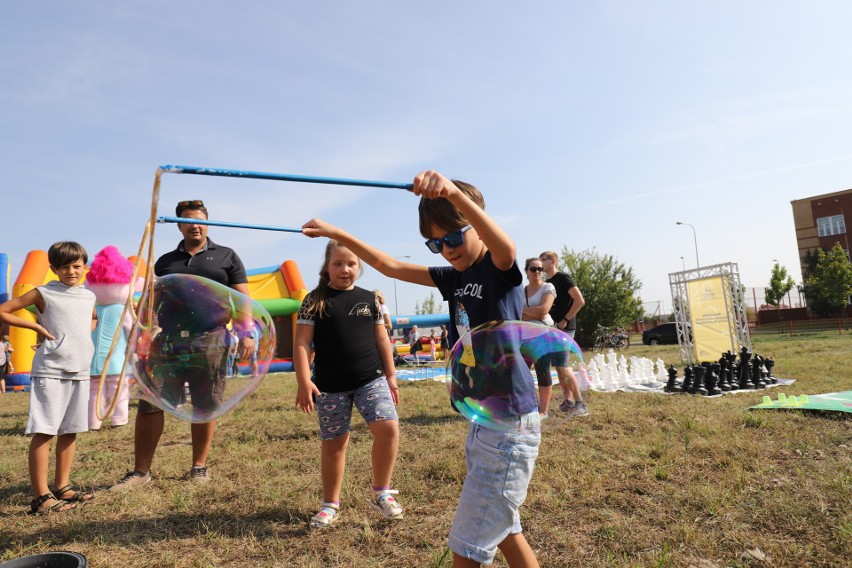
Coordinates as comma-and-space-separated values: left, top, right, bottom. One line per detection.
2, 251, 308, 389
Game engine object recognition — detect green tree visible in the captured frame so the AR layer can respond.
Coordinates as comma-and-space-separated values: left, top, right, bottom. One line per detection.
560, 247, 644, 348
803, 242, 852, 316
765, 262, 795, 308
415, 292, 444, 315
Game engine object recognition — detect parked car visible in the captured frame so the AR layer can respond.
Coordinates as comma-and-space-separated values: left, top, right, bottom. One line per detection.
642, 322, 680, 345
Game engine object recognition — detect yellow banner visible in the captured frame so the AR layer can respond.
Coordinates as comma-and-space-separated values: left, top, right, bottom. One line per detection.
687, 276, 734, 360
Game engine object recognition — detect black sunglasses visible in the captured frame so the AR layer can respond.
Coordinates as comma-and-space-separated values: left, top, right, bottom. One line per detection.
176, 199, 204, 214
425, 225, 472, 254
527, 266, 543, 273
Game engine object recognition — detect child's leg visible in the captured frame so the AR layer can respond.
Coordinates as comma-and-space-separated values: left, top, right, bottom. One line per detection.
29, 433, 54, 498
452, 552, 480, 567
320, 433, 350, 502
53, 433, 77, 490
354, 378, 400, 488
497, 533, 540, 568
367, 419, 399, 488
88, 377, 103, 430
315, 391, 355, 503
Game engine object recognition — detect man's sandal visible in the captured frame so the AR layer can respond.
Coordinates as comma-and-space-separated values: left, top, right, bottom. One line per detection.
309, 502, 340, 528
28, 493, 76, 515
51, 484, 95, 503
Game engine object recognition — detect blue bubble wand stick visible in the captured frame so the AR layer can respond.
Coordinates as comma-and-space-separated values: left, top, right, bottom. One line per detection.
137, 164, 417, 374
156, 216, 304, 233
159, 164, 414, 191
140, 164, 415, 357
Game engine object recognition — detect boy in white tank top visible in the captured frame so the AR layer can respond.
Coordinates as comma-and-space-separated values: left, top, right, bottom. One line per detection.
0, 241, 97, 514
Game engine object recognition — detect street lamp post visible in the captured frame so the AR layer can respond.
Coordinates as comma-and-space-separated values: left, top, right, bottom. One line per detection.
680, 256, 685, 271
393, 255, 411, 315
676, 221, 700, 268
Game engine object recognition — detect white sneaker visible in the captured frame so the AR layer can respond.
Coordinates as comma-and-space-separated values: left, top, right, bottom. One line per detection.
370, 490, 404, 520
310, 502, 340, 528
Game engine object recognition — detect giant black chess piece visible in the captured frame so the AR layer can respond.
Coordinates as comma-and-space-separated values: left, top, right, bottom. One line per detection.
681, 365, 694, 393
764, 356, 777, 384
725, 351, 737, 389
738, 347, 754, 389
690, 364, 708, 395
706, 362, 722, 396
717, 356, 732, 391
751, 355, 766, 389
664, 364, 680, 393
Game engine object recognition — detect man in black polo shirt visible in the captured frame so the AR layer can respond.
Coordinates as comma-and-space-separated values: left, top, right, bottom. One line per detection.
111, 200, 255, 489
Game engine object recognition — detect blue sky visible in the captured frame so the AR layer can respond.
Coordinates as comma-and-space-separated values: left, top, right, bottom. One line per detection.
3, 2, 852, 317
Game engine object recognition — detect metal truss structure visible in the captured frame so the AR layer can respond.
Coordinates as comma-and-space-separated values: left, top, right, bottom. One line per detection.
669, 262, 752, 364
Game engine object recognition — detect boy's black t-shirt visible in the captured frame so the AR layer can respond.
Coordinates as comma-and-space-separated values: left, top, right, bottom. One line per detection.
428, 251, 524, 345
297, 286, 384, 393
429, 252, 538, 417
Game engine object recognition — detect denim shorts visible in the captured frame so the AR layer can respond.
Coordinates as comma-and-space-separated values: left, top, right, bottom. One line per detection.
316, 377, 398, 440
448, 413, 541, 564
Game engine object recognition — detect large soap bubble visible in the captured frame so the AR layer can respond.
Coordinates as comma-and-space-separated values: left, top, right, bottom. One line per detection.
132, 274, 275, 422
447, 320, 584, 433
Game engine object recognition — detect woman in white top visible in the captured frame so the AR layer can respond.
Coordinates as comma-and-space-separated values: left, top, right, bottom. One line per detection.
521, 257, 557, 415
373, 290, 393, 338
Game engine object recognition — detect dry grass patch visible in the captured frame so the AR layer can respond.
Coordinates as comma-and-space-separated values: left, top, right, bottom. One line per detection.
0, 336, 849, 566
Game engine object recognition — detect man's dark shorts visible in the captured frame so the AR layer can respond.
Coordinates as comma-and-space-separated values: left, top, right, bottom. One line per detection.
138, 327, 229, 415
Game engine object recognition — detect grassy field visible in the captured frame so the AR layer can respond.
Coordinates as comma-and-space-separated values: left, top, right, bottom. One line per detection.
0, 336, 850, 567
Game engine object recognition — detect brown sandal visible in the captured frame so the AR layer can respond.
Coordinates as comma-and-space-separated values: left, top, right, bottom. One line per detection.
28, 493, 76, 515
51, 484, 95, 503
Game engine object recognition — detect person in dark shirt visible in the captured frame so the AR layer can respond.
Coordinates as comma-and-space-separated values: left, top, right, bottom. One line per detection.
539, 250, 588, 418
294, 240, 401, 527
111, 200, 255, 490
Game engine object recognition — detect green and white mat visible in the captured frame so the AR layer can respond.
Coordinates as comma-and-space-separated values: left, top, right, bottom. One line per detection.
750, 391, 852, 413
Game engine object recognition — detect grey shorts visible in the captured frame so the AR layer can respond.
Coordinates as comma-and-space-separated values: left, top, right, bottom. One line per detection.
316, 377, 398, 440
26, 377, 90, 436
448, 414, 541, 564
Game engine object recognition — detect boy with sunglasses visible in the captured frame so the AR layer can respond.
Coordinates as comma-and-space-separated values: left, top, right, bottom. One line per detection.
303, 170, 540, 567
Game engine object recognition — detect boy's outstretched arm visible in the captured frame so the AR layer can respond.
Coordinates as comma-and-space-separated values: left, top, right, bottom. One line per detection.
0, 289, 55, 340
413, 170, 517, 271
302, 219, 435, 287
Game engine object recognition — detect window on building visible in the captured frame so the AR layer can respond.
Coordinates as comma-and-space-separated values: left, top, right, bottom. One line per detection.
817, 214, 846, 237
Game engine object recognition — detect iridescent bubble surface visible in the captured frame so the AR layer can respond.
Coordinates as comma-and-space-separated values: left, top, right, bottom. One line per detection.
132, 274, 275, 422
446, 320, 584, 433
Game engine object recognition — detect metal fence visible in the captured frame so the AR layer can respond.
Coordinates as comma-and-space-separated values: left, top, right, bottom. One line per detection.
751, 317, 851, 337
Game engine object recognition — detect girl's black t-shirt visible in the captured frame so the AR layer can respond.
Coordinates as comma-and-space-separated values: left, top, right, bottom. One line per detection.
297, 286, 385, 393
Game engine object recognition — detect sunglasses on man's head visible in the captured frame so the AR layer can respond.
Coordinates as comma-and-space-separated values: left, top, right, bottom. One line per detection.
175, 199, 204, 217
424, 225, 472, 254
528, 266, 543, 273
176, 199, 204, 214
